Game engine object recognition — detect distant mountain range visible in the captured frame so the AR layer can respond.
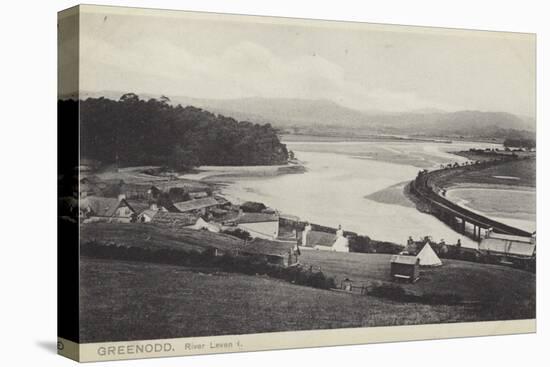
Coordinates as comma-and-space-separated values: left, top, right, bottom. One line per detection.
79, 91, 535, 140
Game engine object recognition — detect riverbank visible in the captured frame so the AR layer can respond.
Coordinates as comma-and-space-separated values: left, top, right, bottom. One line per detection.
365, 181, 415, 208
179, 162, 306, 182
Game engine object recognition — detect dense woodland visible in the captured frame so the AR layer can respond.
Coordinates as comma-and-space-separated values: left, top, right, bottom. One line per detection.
61, 94, 289, 170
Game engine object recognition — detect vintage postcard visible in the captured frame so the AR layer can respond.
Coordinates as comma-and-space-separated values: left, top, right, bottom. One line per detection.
58, 4, 536, 362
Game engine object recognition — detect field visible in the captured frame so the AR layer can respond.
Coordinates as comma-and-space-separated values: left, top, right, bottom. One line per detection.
80, 222, 245, 253
80, 257, 504, 343
79, 247, 535, 342
446, 188, 535, 221
299, 250, 535, 306
437, 156, 536, 188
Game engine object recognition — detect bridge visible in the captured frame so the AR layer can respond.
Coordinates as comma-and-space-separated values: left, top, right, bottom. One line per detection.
410, 161, 532, 241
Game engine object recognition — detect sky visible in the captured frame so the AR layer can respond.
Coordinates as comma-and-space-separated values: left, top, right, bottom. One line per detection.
70, 6, 535, 117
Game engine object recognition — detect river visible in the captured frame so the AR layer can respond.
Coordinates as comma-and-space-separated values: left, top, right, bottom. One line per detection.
216, 140, 508, 249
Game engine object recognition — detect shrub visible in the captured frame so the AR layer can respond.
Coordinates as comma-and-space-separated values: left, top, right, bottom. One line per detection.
349, 235, 403, 254
80, 241, 336, 290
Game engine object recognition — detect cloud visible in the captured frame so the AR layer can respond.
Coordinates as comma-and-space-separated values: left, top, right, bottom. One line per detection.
80, 36, 465, 113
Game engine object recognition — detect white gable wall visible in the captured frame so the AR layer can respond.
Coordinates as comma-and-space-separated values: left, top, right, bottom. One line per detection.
237, 221, 279, 240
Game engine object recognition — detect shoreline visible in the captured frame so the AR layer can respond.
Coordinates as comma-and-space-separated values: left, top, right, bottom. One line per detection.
178, 162, 306, 182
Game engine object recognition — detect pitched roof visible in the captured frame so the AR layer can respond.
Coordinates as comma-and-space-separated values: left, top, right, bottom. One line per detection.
236, 212, 279, 224
241, 238, 295, 257
80, 196, 133, 217
126, 200, 150, 214
173, 197, 219, 212
305, 230, 336, 247
151, 211, 198, 227
139, 209, 159, 220
390, 255, 419, 265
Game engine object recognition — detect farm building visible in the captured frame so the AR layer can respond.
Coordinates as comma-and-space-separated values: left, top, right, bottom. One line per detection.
301, 224, 349, 252
150, 211, 199, 228
390, 255, 420, 282
235, 212, 280, 240
79, 196, 135, 223
479, 230, 536, 259
238, 238, 299, 267
173, 197, 220, 215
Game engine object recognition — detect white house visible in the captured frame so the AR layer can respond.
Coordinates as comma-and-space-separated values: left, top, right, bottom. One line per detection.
302, 224, 349, 252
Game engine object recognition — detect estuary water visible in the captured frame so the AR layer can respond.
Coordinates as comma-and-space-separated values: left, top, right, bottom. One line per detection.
220, 140, 504, 248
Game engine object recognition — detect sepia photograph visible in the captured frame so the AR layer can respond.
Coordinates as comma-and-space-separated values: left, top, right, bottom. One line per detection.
57, 4, 536, 361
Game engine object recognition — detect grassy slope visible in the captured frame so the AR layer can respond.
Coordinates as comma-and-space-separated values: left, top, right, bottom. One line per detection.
300, 251, 535, 305
80, 258, 489, 343
79, 223, 535, 340
80, 222, 245, 253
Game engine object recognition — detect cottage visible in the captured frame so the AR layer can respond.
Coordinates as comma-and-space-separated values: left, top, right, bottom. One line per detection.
390, 255, 420, 282
235, 212, 280, 240
79, 196, 135, 223
239, 238, 299, 267
302, 224, 349, 252
173, 197, 220, 215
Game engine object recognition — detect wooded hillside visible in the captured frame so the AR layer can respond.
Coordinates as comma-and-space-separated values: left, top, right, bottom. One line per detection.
61, 94, 289, 169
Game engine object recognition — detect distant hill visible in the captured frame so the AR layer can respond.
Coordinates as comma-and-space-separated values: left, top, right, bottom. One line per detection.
79, 91, 535, 140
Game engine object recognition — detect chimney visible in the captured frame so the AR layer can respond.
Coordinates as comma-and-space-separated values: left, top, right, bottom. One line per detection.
117, 193, 126, 202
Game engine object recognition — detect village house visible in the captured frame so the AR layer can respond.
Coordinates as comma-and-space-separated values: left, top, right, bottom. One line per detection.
232, 212, 280, 240
79, 195, 135, 223
301, 224, 349, 252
